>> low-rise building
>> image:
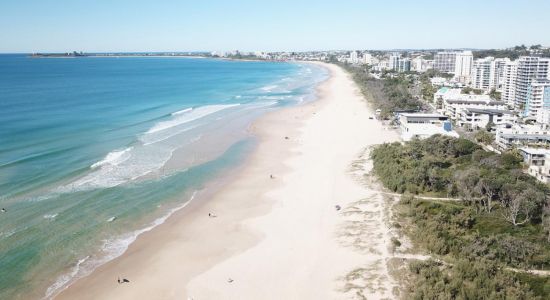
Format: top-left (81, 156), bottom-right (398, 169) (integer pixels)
top-left (495, 124), bottom-right (550, 150)
top-left (433, 87), bottom-right (462, 102)
top-left (397, 113), bottom-right (459, 141)
top-left (519, 148), bottom-right (550, 183)
top-left (536, 108), bottom-right (550, 125)
top-left (456, 108), bottom-right (516, 129)
top-left (443, 99), bottom-right (506, 120)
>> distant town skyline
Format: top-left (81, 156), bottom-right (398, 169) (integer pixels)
top-left (1, 0), bottom-right (550, 53)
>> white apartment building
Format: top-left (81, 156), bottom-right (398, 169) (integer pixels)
top-left (470, 57), bottom-right (510, 91)
top-left (453, 51), bottom-right (473, 83)
top-left (363, 53), bottom-right (374, 65)
top-left (457, 108), bottom-right (516, 129)
top-left (471, 58), bottom-right (492, 90)
top-left (513, 56), bottom-right (550, 110)
top-left (349, 51), bottom-right (359, 64)
top-left (524, 79), bottom-right (550, 119)
top-left (492, 58), bottom-right (510, 91)
top-left (443, 99), bottom-right (506, 120)
top-left (501, 60), bottom-right (518, 107)
top-left (412, 57), bottom-right (426, 72)
top-left (397, 113), bottom-right (459, 141)
top-left (496, 123), bottom-right (550, 150)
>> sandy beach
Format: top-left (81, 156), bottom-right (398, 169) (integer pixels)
top-left (55, 62), bottom-right (400, 300)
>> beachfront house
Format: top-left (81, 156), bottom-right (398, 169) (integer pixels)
top-left (397, 113), bottom-right (459, 141)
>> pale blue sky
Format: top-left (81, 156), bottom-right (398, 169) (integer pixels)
top-left (1, 0), bottom-right (550, 53)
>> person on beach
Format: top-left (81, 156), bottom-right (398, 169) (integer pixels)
top-left (208, 213), bottom-right (217, 218)
top-left (118, 277), bottom-right (130, 284)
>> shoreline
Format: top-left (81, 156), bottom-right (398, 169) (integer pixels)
top-left (55, 62), bottom-right (400, 299)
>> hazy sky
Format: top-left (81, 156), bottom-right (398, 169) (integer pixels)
top-left (2, 0), bottom-right (550, 53)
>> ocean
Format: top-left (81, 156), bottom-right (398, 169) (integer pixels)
top-left (0, 55), bottom-right (327, 299)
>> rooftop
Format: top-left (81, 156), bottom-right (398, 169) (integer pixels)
top-left (463, 108), bottom-right (515, 115)
top-left (520, 148), bottom-right (550, 155)
top-left (446, 100), bottom-right (505, 105)
top-left (399, 113), bottom-right (448, 118)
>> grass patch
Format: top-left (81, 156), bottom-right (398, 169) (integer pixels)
top-left (515, 273), bottom-right (550, 298)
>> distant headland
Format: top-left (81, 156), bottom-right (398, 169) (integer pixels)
top-left (29, 51), bottom-right (208, 58)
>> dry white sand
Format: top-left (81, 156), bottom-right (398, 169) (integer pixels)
top-left (55, 62), bottom-right (400, 300)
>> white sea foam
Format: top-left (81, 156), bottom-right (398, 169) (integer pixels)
top-left (44, 255), bottom-right (91, 299)
top-left (90, 147), bottom-right (133, 169)
top-left (171, 107), bottom-right (193, 116)
top-left (59, 146), bottom-right (175, 192)
top-left (53, 104), bottom-right (242, 194)
top-left (147, 104), bottom-right (240, 134)
top-left (43, 214), bottom-right (58, 220)
top-left (43, 191), bottom-right (198, 300)
top-left (261, 85), bottom-right (278, 91)
top-left (140, 124), bottom-right (199, 146)
top-left (0, 229), bottom-right (15, 239)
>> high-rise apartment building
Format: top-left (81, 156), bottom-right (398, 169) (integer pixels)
top-left (363, 53), bottom-right (374, 65)
top-left (434, 51), bottom-right (458, 73)
top-left (471, 57), bottom-right (510, 91)
top-left (411, 57), bottom-right (426, 72)
top-left (492, 58), bottom-right (510, 91)
top-left (525, 80), bottom-right (550, 119)
top-left (397, 58), bottom-right (411, 72)
top-left (514, 56), bottom-right (550, 110)
top-left (501, 60), bottom-right (518, 107)
top-left (349, 51), bottom-right (359, 64)
top-left (454, 51), bottom-right (473, 83)
top-left (389, 53), bottom-right (400, 71)
top-left (471, 57), bottom-right (493, 90)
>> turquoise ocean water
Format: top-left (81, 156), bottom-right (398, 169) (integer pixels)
top-left (0, 55), bottom-right (327, 299)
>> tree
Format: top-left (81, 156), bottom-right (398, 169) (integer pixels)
top-left (543, 203), bottom-right (550, 243)
top-left (500, 150), bottom-right (523, 169)
top-left (475, 130), bottom-right (494, 145)
top-left (500, 185), bottom-right (543, 226)
top-left (489, 88), bottom-right (502, 100)
top-left (478, 175), bottom-right (501, 212)
top-left (455, 168), bottom-right (483, 209)
top-left (462, 87), bottom-right (473, 94)
top-left (485, 121), bottom-right (495, 132)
